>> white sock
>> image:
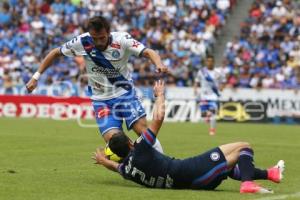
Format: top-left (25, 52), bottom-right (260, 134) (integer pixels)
top-left (210, 114), bottom-right (216, 130)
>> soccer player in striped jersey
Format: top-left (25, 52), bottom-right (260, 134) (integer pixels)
top-left (26, 16), bottom-right (167, 153)
top-left (93, 80), bottom-right (285, 194)
top-left (194, 55), bottom-right (223, 136)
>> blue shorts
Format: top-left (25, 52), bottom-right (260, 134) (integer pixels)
top-left (92, 90), bottom-right (146, 135)
top-left (199, 100), bottom-right (218, 113)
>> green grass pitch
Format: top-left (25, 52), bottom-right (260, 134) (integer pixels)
top-left (0, 118), bottom-right (299, 200)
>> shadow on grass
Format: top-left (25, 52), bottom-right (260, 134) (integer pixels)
top-left (87, 177), bottom-right (141, 189)
top-left (88, 178), bottom-right (239, 194)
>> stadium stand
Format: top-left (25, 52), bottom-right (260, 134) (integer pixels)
top-left (0, 0), bottom-right (236, 94)
top-left (223, 0), bottom-right (300, 89)
top-left (2, 0), bottom-right (300, 92)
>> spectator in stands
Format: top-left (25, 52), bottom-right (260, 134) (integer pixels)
top-left (3, 69), bottom-right (14, 94)
top-left (0, 2), bottom-right (11, 25)
top-left (223, 0), bottom-right (300, 89)
top-left (0, 0), bottom-right (235, 93)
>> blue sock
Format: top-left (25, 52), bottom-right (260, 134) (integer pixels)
top-left (254, 168), bottom-right (268, 180)
top-left (238, 148), bottom-right (255, 181)
top-left (229, 164), bottom-right (267, 180)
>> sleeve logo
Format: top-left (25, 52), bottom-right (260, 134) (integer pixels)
top-left (132, 40), bottom-right (141, 48)
top-left (210, 152), bottom-right (220, 161)
top-left (112, 50), bottom-right (120, 58)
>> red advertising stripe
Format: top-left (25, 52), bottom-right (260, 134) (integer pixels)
top-left (0, 95), bottom-right (94, 119)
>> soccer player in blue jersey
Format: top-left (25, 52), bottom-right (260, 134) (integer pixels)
top-left (26, 16), bottom-right (167, 152)
top-left (93, 80), bottom-right (285, 194)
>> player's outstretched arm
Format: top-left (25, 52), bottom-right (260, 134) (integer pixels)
top-left (93, 148), bottom-right (119, 172)
top-left (142, 49), bottom-right (168, 73)
top-left (26, 47), bottom-right (62, 93)
top-left (148, 80), bottom-right (165, 136)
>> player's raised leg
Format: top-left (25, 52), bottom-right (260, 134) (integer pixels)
top-left (219, 142), bottom-right (280, 194)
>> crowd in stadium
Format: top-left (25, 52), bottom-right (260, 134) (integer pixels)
top-left (223, 0), bottom-right (300, 89)
top-left (0, 0), bottom-right (299, 93)
top-left (0, 0), bottom-right (234, 93)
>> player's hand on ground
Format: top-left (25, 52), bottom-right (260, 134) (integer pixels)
top-left (156, 64), bottom-right (168, 74)
top-left (92, 148), bottom-right (107, 165)
top-left (153, 80), bottom-right (165, 97)
top-left (26, 78), bottom-right (38, 93)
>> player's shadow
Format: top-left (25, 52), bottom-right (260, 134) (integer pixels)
top-left (92, 178), bottom-right (141, 189)
top-left (212, 189), bottom-right (237, 193)
top-left (96, 180), bottom-right (239, 193)
top-left (88, 178), bottom-right (239, 192)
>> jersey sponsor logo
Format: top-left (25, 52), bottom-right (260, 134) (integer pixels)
top-left (91, 66), bottom-right (121, 78)
top-left (112, 50), bottom-right (120, 58)
top-left (111, 43), bottom-right (121, 49)
top-left (97, 107), bottom-right (110, 118)
top-left (210, 152), bottom-right (220, 161)
top-left (132, 40), bottom-right (141, 48)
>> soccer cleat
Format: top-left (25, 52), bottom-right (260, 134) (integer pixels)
top-left (240, 181), bottom-right (274, 194)
top-left (268, 160), bottom-right (285, 183)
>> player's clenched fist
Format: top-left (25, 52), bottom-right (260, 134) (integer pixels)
top-left (26, 77), bottom-right (38, 93)
top-left (26, 71), bottom-right (41, 93)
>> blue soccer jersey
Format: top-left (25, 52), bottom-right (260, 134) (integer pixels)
top-left (118, 128), bottom-right (175, 188)
top-left (118, 129), bottom-right (229, 189)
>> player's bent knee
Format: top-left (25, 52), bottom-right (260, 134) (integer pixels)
top-left (238, 142), bottom-right (251, 149)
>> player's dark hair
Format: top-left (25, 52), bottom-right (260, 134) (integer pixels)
top-left (87, 16), bottom-right (110, 33)
top-left (206, 55), bottom-right (214, 60)
top-left (108, 131), bottom-right (130, 158)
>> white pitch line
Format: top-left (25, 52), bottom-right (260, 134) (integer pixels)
top-left (254, 192), bottom-right (300, 200)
